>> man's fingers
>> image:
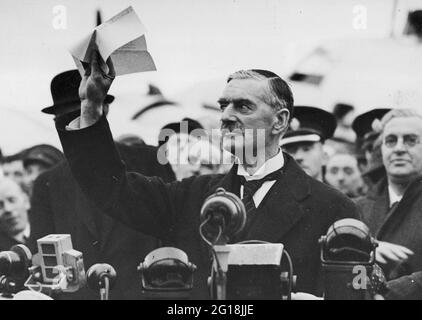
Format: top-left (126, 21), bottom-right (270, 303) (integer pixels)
top-left (106, 57), bottom-right (116, 78)
top-left (375, 252), bottom-right (387, 264)
top-left (90, 49), bottom-right (101, 74)
top-left (391, 250), bottom-right (408, 261)
top-left (378, 248), bottom-right (401, 261)
top-left (394, 245), bottom-right (414, 255)
top-left (98, 52), bottom-right (109, 74)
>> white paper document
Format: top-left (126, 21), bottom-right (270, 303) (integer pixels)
top-left (69, 6), bottom-right (156, 76)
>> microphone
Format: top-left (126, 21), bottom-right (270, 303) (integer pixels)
top-left (0, 245), bottom-right (32, 278)
top-left (200, 187), bottom-right (246, 245)
top-left (138, 247), bottom-right (196, 299)
top-left (0, 245), bottom-right (32, 296)
top-left (319, 218), bottom-right (385, 300)
top-left (87, 264), bottom-right (116, 300)
top-left (25, 234), bottom-right (86, 296)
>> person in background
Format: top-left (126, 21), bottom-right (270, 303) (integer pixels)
top-left (178, 137), bottom-right (234, 177)
top-left (1, 151), bottom-right (27, 192)
top-left (352, 108), bottom-right (391, 192)
top-left (280, 106), bottom-right (337, 182)
top-left (22, 144), bottom-right (64, 197)
top-left (356, 109), bottom-right (422, 282)
top-left (332, 103), bottom-right (356, 143)
top-left (0, 177), bottom-right (30, 251)
top-left (115, 134), bottom-right (145, 148)
top-left (158, 117), bottom-right (205, 180)
top-left (324, 153), bottom-right (367, 198)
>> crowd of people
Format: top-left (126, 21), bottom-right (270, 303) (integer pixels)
top-left (1, 59), bottom-right (422, 299)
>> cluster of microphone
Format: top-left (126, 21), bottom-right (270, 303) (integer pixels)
top-left (0, 235), bottom-right (116, 300)
top-left (0, 187), bottom-right (387, 300)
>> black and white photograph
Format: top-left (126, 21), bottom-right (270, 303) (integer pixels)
top-left (1, 0), bottom-right (422, 307)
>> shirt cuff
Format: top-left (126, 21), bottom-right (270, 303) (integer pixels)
top-left (66, 116), bottom-right (81, 131)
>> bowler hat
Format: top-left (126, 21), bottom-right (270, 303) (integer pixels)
top-left (42, 70), bottom-right (114, 115)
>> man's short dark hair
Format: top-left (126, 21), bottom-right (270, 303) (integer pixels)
top-left (227, 69), bottom-right (294, 120)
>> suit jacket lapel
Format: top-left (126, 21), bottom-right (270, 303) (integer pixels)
top-left (246, 154), bottom-right (310, 242)
top-left (368, 185), bottom-right (390, 237)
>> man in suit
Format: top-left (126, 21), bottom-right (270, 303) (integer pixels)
top-left (29, 70), bottom-right (175, 299)
top-left (324, 153), bottom-right (367, 198)
top-left (356, 109), bottom-right (422, 281)
top-left (0, 178), bottom-right (30, 251)
top-left (56, 51), bottom-right (360, 298)
top-left (280, 106), bottom-right (337, 182)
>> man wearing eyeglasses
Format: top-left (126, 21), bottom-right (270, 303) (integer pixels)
top-left (356, 108), bottom-right (422, 282)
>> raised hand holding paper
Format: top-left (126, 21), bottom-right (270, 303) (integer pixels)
top-left (69, 6), bottom-right (156, 77)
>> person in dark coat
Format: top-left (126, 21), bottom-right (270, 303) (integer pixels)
top-left (29, 70), bottom-right (175, 300)
top-left (56, 57), bottom-right (360, 299)
top-left (356, 109), bottom-right (422, 281)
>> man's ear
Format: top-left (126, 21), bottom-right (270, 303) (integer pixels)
top-left (273, 109), bottom-right (290, 135)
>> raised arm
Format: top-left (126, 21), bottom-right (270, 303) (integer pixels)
top-left (55, 46), bottom-right (186, 242)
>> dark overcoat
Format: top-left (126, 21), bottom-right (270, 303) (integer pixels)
top-left (57, 116), bottom-right (360, 299)
top-left (29, 142), bottom-right (175, 299)
top-left (356, 176), bottom-right (422, 280)
top-left (0, 232), bottom-right (22, 252)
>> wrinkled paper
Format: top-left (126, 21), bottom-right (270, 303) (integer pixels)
top-left (69, 6), bottom-right (156, 76)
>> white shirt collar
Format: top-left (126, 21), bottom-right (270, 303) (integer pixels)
top-left (388, 185), bottom-right (403, 207)
top-left (236, 149), bottom-right (284, 181)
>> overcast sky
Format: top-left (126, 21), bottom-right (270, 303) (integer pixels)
top-left (0, 0), bottom-right (400, 108)
top-left (0, 0), bottom-right (418, 153)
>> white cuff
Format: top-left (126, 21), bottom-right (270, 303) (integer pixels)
top-left (65, 116), bottom-right (82, 131)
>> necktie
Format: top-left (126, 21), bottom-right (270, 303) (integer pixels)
top-left (234, 169), bottom-right (282, 242)
top-left (241, 169), bottom-right (282, 214)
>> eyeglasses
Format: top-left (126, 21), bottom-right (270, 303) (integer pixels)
top-left (383, 134), bottom-right (421, 148)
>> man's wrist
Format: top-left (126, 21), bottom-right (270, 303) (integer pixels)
top-left (80, 99), bottom-right (104, 128)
